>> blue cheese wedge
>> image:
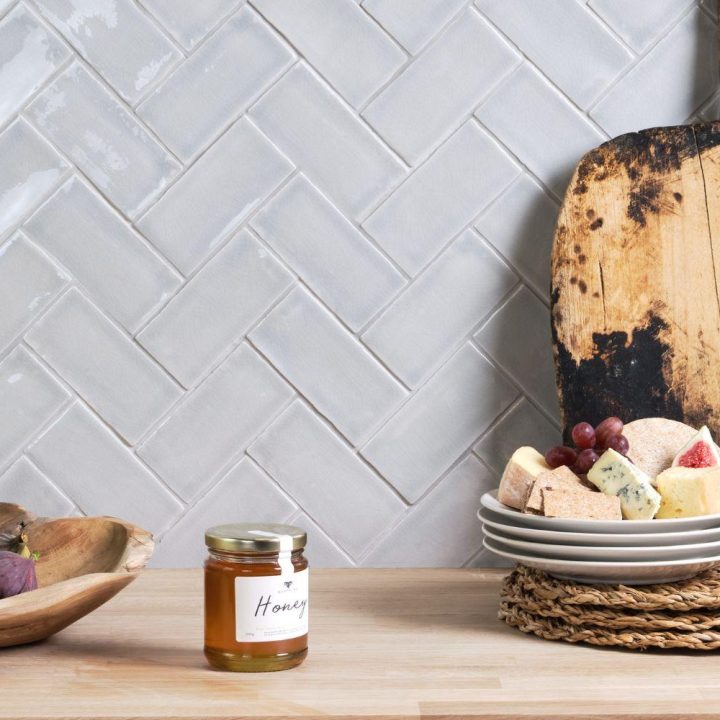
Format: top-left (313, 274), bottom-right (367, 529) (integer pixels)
top-left (587, 449), bottom-right (661, 520)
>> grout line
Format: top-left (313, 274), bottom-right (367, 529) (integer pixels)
top-left (0, 396), bottom-right (74, 478)
top-left (585, 1), bottom-right (700, 114)
top-left (284, 508), bottom-right (358, 568)
top-left (130, 168), bottom-right (302, 340)
top-left (148, 396), bottom-right (300, 543)
top-left (469, 10), bottom-right (612, 138)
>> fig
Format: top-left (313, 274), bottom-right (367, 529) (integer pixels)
top-left (0, 550), bottom-right (37, 599)
top-left (672, 426), bottom-right (720, 469)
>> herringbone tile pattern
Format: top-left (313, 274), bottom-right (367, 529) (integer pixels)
top-left (0, 0), bottom-right (717, 567)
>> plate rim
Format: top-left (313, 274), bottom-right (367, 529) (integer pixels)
top-left (477, 508), bottom-right (720, 544)
top-left (483, 535), bottom-right (720, 568)
top-left (482, 489), bottom-right (720, 531)
top-left (481, 525), bottom-right (720, 557)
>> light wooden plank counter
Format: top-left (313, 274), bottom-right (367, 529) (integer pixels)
top-left (2, 568), bottom-right (720, 719)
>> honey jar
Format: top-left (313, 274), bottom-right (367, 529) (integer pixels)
top-left (204, 523), bottom-right (308, 672)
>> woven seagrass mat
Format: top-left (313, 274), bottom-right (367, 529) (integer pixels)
top-left (499, 564), bottom-right (720, 650)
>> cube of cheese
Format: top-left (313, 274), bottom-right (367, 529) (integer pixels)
top-left (524, 465), bottom-right (588, 514)
top-left (655, 467), bottom-right (720, 518)
top-left (587, 449), bottom-right (661, 520)
top-left (498, 447), bottom-right (550, 510)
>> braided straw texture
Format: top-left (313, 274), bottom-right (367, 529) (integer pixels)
top-left (500, 565), bottom-right (720, 650)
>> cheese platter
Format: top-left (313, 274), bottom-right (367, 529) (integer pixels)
top-left (481, 415), bottom-right (720, 582)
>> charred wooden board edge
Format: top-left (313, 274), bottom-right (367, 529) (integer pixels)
top-left (551, 122), bottom-right (720, 441)
top-left (551, 288), bottom-right (683, 442)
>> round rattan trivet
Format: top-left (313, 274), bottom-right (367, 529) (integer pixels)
top-left (499, 565), bottom-right (720, 650)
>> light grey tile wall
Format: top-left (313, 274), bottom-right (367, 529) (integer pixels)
top-left (0, 0), bottom-right (717, 568)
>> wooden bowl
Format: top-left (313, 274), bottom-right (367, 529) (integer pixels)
top-left (0, 503), bottom-right (153, 647)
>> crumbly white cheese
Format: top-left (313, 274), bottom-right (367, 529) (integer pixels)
top-left (587, 449), bottom-right (661, 520)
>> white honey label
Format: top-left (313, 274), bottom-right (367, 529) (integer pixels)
top-left (234, 569), bottom-right (309, 642)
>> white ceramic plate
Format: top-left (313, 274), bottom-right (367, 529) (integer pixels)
top-left (482, 525), bottom-right (720, 561)
top-left (482, 490), bottom-right (720, 532)
top-left (478, 508), bottom-right (720, 546)
top-left (483, 536), bottom-right (720, 585)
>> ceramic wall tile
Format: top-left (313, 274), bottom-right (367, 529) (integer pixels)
top-left (475, 174), bottom-right (559, 299)
top-left (138, 6), bottom-right (294, 161)
top-left (25, 288), bottom-right (181, 443)
top-left (361, 344), bottom-right (517, 502)
top-left (151, 457), bottom-right (297, 568)
top-left (591, 9), bottom-right (718, 137)
top-left (251, 0), bottom-right (405, 108)
top-left (249, 402), bottom-right (405, 558)
top-left (137, 344), bottom-right (293, 502)
top-left (0, 233), bottom-right (69, 351)
top-left (476, 63), bottom-right (606, 196)
top-left (474, 285), bottom-right (559, 417)
top-left (363, 230), bottom-right (517, 387)
top-left (32, 0), bottom-right (181, 103)
top-left (137, 229), bottom-right (293, 388)
top-left (250, 63), bottom-right (406, 219)
top-left (0, 4), bottom-right (69, 128)
top-left (251, 175), bottom-right (405, 331)
top-left (139, 0), bottom-right (244, 50)
top-left (590, 0), bottom-right (693, 52)
top-left (137, 117), bottom-right (293, 274)
top-left (476, 0), bottom-right (631, 108)
top-left (362, 10), bottom-right (520, 164)
top-left (0, 346), bottom-right (69, 467)
top-left (362, 455), bottom-right (492, 566)
top-left (27, 403), bottom-right (183, 534)
top-left (0, 119), bottom-right (68, 238)
top-left (0, 455), bottom-right (76, 517)
top-left (26, 63), bottom-right (179, 217)
top-left (287, 510), bottom-right (355, 568)
top-left (363, 121), bottom-right (520, 275)
top-left (361, 0), bottom-right (467, 54)
top-left (25, 176), bottom-right (181, 332)
top-left (250, 288), bottom-right (408, 445)
top-left (474, 398), bottom-right (560, 477)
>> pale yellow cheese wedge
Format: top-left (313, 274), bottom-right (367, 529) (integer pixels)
top-left (498, 447), bottom-right (550, 510)
top-left (655, 466), bottom-right (720, 518)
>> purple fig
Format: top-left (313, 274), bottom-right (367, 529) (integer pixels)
top-left (0, 550), bottom-right (37, 598)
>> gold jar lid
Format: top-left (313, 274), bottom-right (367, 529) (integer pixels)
top-left (205, 523), bottom-right (307, 553)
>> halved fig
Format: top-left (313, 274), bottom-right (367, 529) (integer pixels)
top-left (672, 426), bottom-right (720, 468)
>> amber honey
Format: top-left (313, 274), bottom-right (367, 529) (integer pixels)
top-left (204, 523), bottom-right (308, 672)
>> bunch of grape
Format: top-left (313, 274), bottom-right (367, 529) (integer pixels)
top-left (545, 416), bottom-right (629, 474)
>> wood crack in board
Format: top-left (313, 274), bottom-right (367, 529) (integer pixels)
top-left (692, 124), bottom-right (720, 325)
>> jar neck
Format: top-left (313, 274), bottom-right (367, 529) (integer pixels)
top-left (207, 548), bottom-right (304, 564)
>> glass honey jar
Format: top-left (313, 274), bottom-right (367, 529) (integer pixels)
top-left (204, 523), bottom-right (308, 672)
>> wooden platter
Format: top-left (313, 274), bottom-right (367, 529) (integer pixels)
top-left (0, 503), bottom-right (153, 647)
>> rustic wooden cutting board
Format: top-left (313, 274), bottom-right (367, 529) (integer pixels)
top-left (551, 123), bottom-right (720, 439)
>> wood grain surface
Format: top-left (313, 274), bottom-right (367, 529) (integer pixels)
top-left (552, 123), bottom-right (720, 439)
top-left (3, 568), bottom-right (720, 719)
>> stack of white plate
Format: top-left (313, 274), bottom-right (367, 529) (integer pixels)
top-left (480, 490), bottom-right (720, 585)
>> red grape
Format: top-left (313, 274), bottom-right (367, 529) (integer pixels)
top-left (573, 448), bottom-right (599, 474)
top-left (595, 416), bottom-right (624, 449)
top-left (545, 445), bottom-right (578, 469)
top-left (606, 434), bottom-right (629, 455)
top-left (571, 422), bottom-right (596, 449)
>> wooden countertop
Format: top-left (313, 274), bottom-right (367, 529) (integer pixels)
top-left (3, 568), bottom-right (720, 719)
